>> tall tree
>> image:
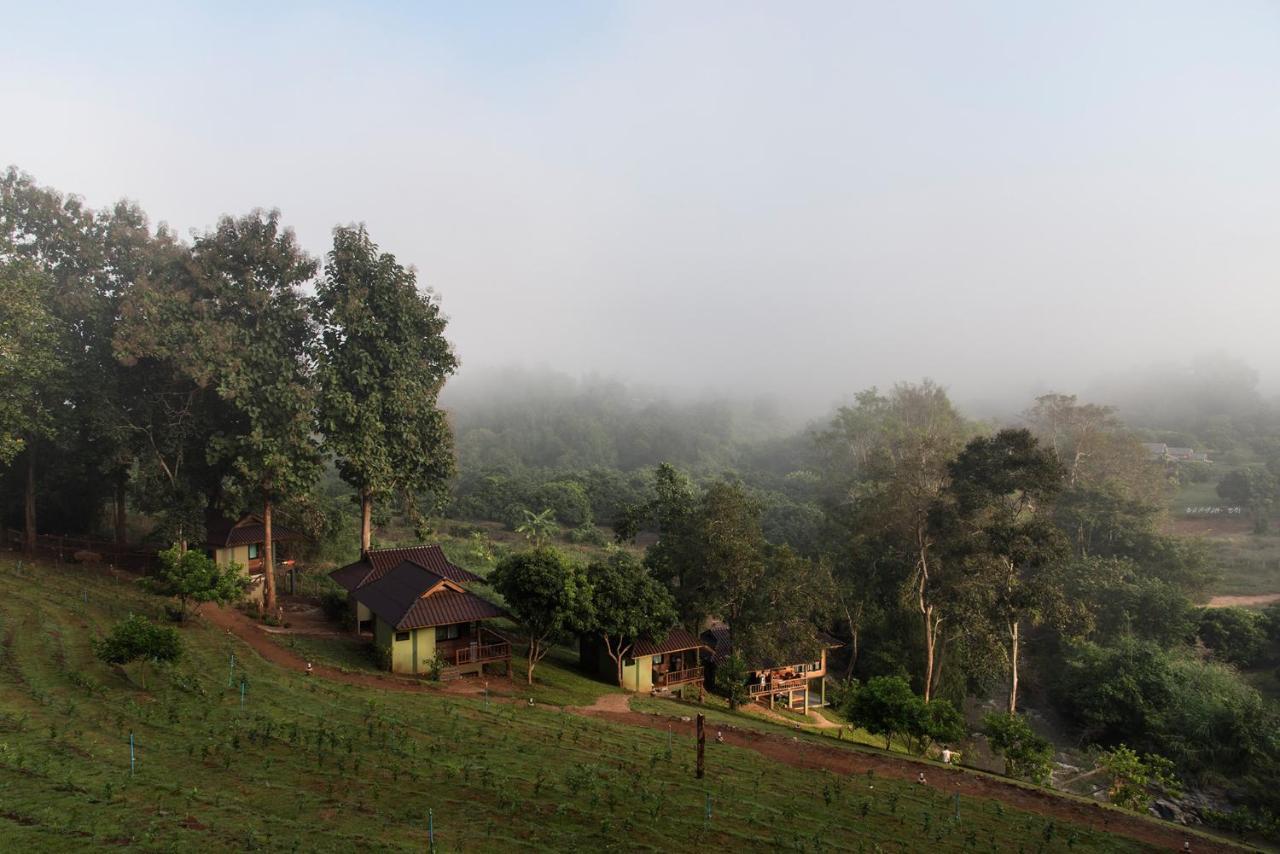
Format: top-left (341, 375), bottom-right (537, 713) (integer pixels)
top-left (937, 428), bottom-right (1070, 713)
top-left (191, 211), bottom-right (320, 609)
top-left (0, 259), bottom-right (66, 550)
top-left (314, 226), bottom-right (456, 552)
top-left (584, 551), bottom-right (677, 686)
top-left (489, 547), bottom-right (591, 685)
top-left (819, 382), bottom-right (970, 700)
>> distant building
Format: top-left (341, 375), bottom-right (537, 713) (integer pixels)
top-left (205, 513), bottom-right (306, 604)
top-left (1141, 442), bottom-right (1211, 464)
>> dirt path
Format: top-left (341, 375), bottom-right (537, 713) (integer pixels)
top-left (571, 707), bottom-right (1247, 852)
top-left (1206, 593), bottom-right (1280, 609)
top-left (208, 603), bottom-right (1243, 852)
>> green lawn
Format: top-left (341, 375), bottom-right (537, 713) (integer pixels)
top-left (0, 557), bottom-right (1163, 851)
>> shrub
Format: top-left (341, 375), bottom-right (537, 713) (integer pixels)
top-left (714, 652), bottom-right (750, 710)
top-left (94, 615), bottom-right (182, 666)
top-left (148, 545), bottom-right (248, 620)
top-left (1198, 607), bottom-right (1267, 668)
top-left (319, 590), bottom-right (349, 623)
top-left (1097, 745), bottom-right (1180, 812)
top-left (983, 713), bottom-right (1054, 785)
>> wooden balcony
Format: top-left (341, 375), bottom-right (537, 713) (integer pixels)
top-left (448, 628), bottom-right (512, 667)
top-left (655, 666), bottom-right (703, 688)
top-left (748, 676), bottom-right (810, 696)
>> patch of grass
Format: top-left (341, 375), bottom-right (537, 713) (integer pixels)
top-left (274, 634), bottom-right (381, 673)
top-left (1203, 534), bottom-right (1280, 596)
top-left (0, 557), bottom-right (1159, 851)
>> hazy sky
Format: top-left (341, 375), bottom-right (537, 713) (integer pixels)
top-left (5, 2), bottom-right (1279, 412)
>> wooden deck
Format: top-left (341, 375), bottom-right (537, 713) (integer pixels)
top-left (655, 666), bottom-right (703, 688)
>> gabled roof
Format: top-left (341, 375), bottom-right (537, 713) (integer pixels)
top-left (632, 627), bottom-right (708, 658)
top-left (329, 544), bottom-right (482, 593)
top-left (352, 561), bottom-right (506, 631)
top-left (205, 513), bottom-right (307, 549)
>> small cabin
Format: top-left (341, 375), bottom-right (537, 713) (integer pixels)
top-left (701, 621), bottom-right (842, 713)
top-left (581, 628), bottom-right (710, 693)
top-left (205, 513), bottom-right (306, 604)
top-left (331, 546), bottom-right (511, 678)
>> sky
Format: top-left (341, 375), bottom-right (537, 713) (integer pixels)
top-left (4, 1), bottom-right (1280, 415)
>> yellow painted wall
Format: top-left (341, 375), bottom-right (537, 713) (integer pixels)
top-left (356, 601), bottom-right (371, 623)
top-left (620, 655), bottom-right (654, 693)
top-left (411, 626), bottom-right (436, 674)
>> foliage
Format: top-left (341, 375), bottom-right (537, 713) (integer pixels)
top-left (982, 713), bottom-right (1054, 785)
top-left (583, 551), bottom-right (677, 686)
top-left (93, 615), bottom-right (182, 666)
top-left (319, 589), bottom-right (350, 623)
top-left (515, 507), bottom-right (559, 546)
top-left (1096, 745), bottom-right (1180, 813)
top-left (489, 547), bottom-right (591, 684)
top-left (314, 225), bottom-right (456, 549)
top-left (1198, 607), bottom-right (1267, 668)
top-left (149, 545), bottom-right (248, 619)
top-left (0, 259), bottom-right (64, 466)
top-left (841, 675), bottom-right (923, 751)
top-left (1217, 467), bottom-right (1279, 534)
top-left (713, 651), bottom-right (751, 710)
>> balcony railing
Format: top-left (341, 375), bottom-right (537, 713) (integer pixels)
top-left (748, 676), bottom-right (811, 696)
top-left (453, 628), bottom-right (512, 666)
top-left (655, 666), bottom-right (703, 688)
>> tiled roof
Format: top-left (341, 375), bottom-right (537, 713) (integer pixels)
top-left (632, 627), bottom-right (707, 657)
top-left (205, 514), bottom-right (306, 548)
top-left (352, 561), bottom-right (506, 630)
top-left (397, 589), bottom-right (506, 631)
top-left (328, 544), bottom-right (482, 592)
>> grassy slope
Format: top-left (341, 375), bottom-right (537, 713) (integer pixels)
top-left (0, 558), bottom-right (1153, 853)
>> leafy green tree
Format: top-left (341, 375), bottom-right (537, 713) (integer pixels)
top-left (314, 225), bottom-right (456, 552)
top-left (983, 712), bottom-right (1054, 785)
top-left (94, 615), bottom-right (183, 666)
top-left (937, 428), bottom-right (1069, 713)
top-left (1198, 607), bottom-right (1267, 668)
top-left (913, 698), bottom-right (966, 756)
top-left (1217, 467), bottom-right (1279, 534)
top-left (1097, 745), bottom-right (1181, 812)
top-left (191, 211), bottom-right (321, 611)
top-left (490, 547), bottom-right (591, 684)
top-left (0, 259), bottom-right (67, 551)
top-left (714, 651), bottom-right (751, 709)
top-left (819, 382), bottom-right (971, 700)
top-left (515, 507), bottom-right (559, 547)
top-left (843, 675), bottom-right (923, 751)
top-left (149, 544), bottom-right (249, 620)
top-left (584, 551), bottom-right (677, 686)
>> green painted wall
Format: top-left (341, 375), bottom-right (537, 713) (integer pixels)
top-left (356, 601), bottom-right (371, 623)
top-left (374, 616), bottom-right (414, 673)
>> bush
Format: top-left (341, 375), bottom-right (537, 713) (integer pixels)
top-left (320, 589), bottom-right (349, 623)
top-left (714, 652), bottom-right (750, 709)
top-left (841, 675), bottom-right (921, 751)
top-left (1199, 607), bottom-right (1267, 668)
top-left (94, 615), bottom-right (182, 666)
top-left (148, 545), bottom-right (248, 620)
top-left (983, 713), bottom-right (1054, 785)
top-left (1097, 745), bottom-right (1180, 812)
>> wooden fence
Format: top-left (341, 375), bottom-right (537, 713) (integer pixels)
top-left (4, 529), bottom-right (160, 573)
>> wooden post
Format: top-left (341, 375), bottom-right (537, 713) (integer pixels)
top-left (695, 713), bottom-right (705, 779)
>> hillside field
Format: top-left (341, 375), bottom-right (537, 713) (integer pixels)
top-left (0, 557), bottom-right (1235, 852)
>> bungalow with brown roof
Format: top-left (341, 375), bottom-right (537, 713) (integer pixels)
top-left (206, 513), bottom-right (307, 605)
top-left (580, 627), bottom-right (710, 693)
top-left (330, 546), bottom-right (510, 678)
top-left (701, 621), bottom-right (843, 713)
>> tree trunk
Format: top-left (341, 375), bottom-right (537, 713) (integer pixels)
top-left (262, 496), bottom-right (277, 612)
top-left (113, 473), bottom-right (128, 547)
top-left (1008, 619), bottom-right (1020, 714)
top-left (360, 490), bottom-right (373, 553)
top-left (23, 443), bottom-right (36, 554)
top-left (921, 603), bottom-right (937, 703)
top-left (526, 639), bottom-right (537, 685)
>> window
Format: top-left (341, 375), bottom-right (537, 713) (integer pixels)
top-left (436, 624), bottom-right (460, 642)
top-left (394, 631), bottom-right (410, 642)
top-left (652, 654), bottom-right (664, 665)
top-left (623, 657), bottom-right (634, 668)
top-left (247, 543), bottom-right (260, 560)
